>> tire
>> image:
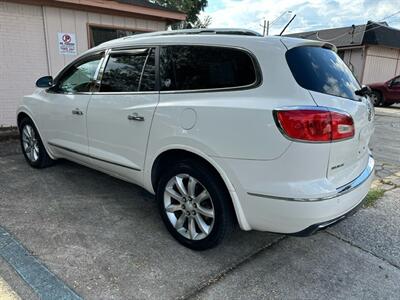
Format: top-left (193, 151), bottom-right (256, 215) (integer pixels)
top-left (156, 160), bottom-right (234, 250)
top-left (381, 102), bottom-right (393, 107)
top-left (370, 90), bottom-right (382, 107)
top-left (19, 117), bottom-right (55, 168)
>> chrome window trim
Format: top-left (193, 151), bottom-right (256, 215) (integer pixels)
top-left (94, 46), bottom-right (157, 94)
top-left (248, 155), bottom-right (374, 202)
top-left (158, 44), bottom-right (263, 94)
top-left (46, 51), bottom-right (106, 95)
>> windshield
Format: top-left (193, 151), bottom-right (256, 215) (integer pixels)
top-left (286, 46), bottom-right (361, 101)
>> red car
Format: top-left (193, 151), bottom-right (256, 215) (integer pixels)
top-left (368, 75), bottom-right (400, 106)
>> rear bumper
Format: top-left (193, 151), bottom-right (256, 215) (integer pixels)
top-left (227, 155), bottom-right (375, 233)
top-left (289, 193), bottom-right (366, 236)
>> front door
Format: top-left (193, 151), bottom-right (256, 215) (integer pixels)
top-left (386, 76), bottom-right (400, 101)
top-left (87, 48), bottom-right (158, 184)
top-left (43, 53), bottom-right (104, 159)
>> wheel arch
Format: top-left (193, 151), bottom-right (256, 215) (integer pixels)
top-left (149, 147), bottom-right (251, 230)
top-left (16, 109), bottom-right (56, 160)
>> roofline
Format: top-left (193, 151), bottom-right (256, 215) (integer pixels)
top-left (6, 0), bottom-right (186, 21)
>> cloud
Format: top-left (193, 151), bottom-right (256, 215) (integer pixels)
top-left (202, 0), bottom-right (400, 34)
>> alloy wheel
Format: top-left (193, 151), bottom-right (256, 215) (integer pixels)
top-left (22, 125), bottom-right (40, 163)
top-left (164, 174), bottom-right (215, 240)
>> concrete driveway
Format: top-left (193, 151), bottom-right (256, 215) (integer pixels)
top-left (0, 107), bottom-right (399, 299)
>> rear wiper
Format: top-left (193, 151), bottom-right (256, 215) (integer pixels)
top-left (355, 86), bottom-right (372, 97)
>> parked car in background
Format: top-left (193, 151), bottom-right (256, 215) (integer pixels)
top-left (17, 29), bottom-right (375, 250)
top-left (368, 75), bottom-right (400, 107)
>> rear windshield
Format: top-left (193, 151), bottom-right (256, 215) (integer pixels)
top-left (286, 46), bottom-right (361, 101)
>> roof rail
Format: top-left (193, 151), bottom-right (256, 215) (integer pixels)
top-left (123, 28), bottom-right (262, 40)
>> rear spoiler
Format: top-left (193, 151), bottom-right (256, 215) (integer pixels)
top-left (280, 37), bottom-right (337, 52)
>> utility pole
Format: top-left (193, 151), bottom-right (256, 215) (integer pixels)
top-left (262, 19), bottom-right (266, 36)
top-left (262, 19), bottom-right (270, 36)
top-left (261, 10), bottom-right (292, 36)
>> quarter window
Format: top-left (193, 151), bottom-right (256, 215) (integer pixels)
top-left (286, 46), bottom-right (361, 101)
top-left (55, 54), bottom-right (103, 93)
top-left (160, 46), bottom-right (258, 91)
top-left (100, 48), bottom-right (155, 92)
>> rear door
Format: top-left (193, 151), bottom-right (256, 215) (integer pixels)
top-left (285, 46), bottom-right (374, 187)
top-left (87, 47), bottom-right (158, 184)
top-left (386, 76), bottom-right (400, 101)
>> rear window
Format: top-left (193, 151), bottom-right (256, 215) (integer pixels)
top-left (160, 45), bottom-right (258, 91)
top-left (286, 46), bottom-right (361, 101)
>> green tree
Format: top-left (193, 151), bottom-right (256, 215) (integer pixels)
top-left (153, 0), bottom-right (208, 28)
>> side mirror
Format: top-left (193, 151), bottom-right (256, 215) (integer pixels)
top-left (36, 76), bottom-right (54, 88)
top-left (355, 85), bottom-right (372, 97)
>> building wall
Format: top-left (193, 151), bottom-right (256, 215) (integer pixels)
top-left (0, 2), bottom-right (48, 127)
top-left (43, 6), bottom-right (166, 76)
top-left (362, 45), bottom-right (400, 84)
top-left (0, 1), bottom-right (167, 126)
top-left (339, 48), bottom-right (364, 83)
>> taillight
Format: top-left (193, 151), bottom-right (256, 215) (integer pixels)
top-left (274, 108), bottom-right (354, 142)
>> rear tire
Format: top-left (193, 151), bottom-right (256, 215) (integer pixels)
top-left (156, 160), bottom-right (234, 250)
top-left (19, 118), bottom-right (55, 168)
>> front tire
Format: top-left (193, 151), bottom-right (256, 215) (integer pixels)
top-left (19, 118), bottom-right (55, 168)
top-left (156, 160), bottom-right (234, 250)
top-left (370, 90), bottom-right (382, 106)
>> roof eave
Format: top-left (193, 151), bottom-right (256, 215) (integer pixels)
top-left (57, 0), bottom-right (186, 21)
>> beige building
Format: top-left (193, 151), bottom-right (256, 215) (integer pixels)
top-left (287, 21), bottom-right (400, 85)
top-left (0, 0), bottom-right (185, 127)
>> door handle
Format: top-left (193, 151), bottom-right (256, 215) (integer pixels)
top-left (128, 113), bottom-right (144, 122)
top-left (72, 108), bottom-right (83, 116)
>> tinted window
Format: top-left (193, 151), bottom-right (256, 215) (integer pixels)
top-left (100, 49), bottom-right (155, 92)
top-left (160, 46), bottom-right (257, 91)
top-left (55, 54), bottom-right (103, 93)
top-left (392, 76), bottom-right (400, 85)
top-left (286, 46), bottom-right (361, 100)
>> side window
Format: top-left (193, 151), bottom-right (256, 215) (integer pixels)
top-left (160, 45), bottom-right (258, 91)
top-left (55, 54), bottom-right (103, 93)
top-left (100, 48), bottom-right (155, 92)
top-left (392, 76), bottom-right (400, 85)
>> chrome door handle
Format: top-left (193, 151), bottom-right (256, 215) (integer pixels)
top-left (72, 108), bottom-right (83, 116)
top-left (128, 113), bottom-right (144, 121)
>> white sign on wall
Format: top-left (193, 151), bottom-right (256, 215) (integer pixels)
top-left (58, 32), bottom-right (77, 55)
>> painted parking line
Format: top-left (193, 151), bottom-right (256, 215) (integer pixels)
top-left (0, 227), bottom-right (82, 300)
top-left (0, 277), bottom-right (20, 300)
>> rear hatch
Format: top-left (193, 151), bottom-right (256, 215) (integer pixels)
top-left (283, 42), bottom-right (374, 187)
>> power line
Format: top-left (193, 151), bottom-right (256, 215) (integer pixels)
top-left (312, 10), bottom-right (400, 42)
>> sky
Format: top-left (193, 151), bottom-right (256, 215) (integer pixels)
top-left (201, 0), bottom-right (400, 35)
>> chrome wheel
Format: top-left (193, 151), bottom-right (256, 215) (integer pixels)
top-left (22, 125), bottom-right (39, 163)
top-left (164, 174), bottom-right (215, 241)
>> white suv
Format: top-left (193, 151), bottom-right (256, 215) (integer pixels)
top-left (17, 29), bottom-right (375, 250)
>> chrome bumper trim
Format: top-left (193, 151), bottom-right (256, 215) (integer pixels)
top-left (248, 155), bottom-right (375, 202)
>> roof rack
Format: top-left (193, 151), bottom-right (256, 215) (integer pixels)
top-left (123, 28), bottom-right (262, 40)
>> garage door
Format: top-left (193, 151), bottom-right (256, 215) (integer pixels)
top-left (0, 2), bottom-right (48, 126)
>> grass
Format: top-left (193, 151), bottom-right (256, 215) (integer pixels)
top-left (363, 188), bottom-right (385, 208)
